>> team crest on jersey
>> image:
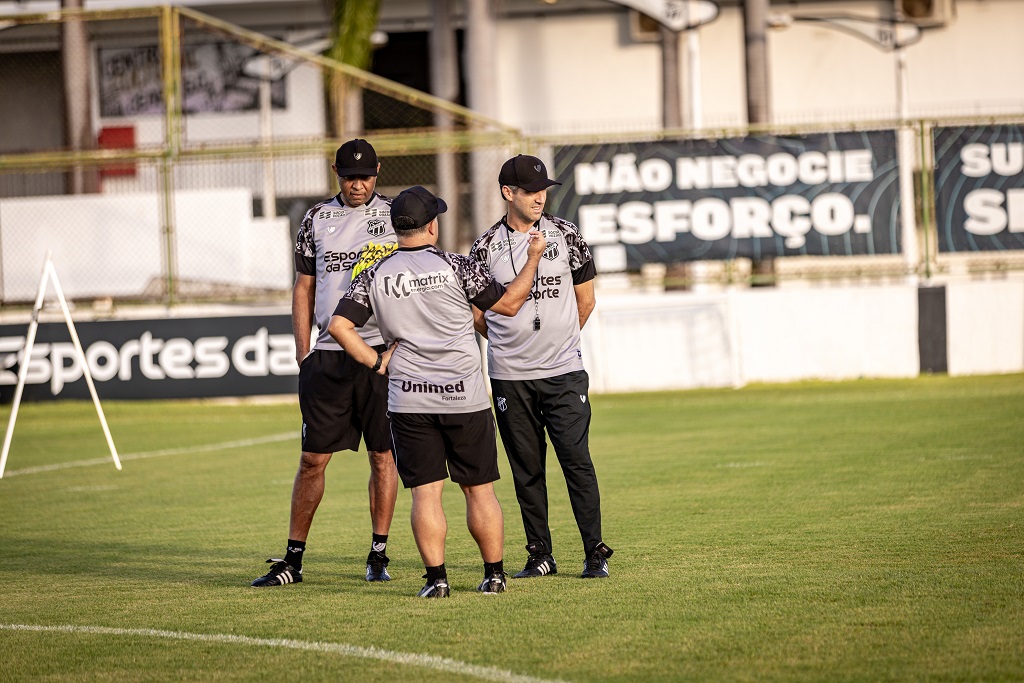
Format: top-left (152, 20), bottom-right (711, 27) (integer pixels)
top-left (367, 219), bottom-right (387, 237)
top-left (542, 243), bottom-right (559, 261)
top-left (496, 396), bottom-right (507, 412)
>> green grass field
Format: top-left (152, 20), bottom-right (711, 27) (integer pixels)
top-left (0, 374), bottom-right (1022, 682)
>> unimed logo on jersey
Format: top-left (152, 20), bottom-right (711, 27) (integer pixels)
top-left (379, 270), bottom-right (451, 299)
top-left (400, 379), bottom-right (466, 401)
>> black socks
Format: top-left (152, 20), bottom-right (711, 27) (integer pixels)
top-left (425, 563), bottom-right (447, 582)
top-left (371, 533), bottom-right (388, 555)
top-left (484, 560), bottom-right (504, 577)
top-left (284, 539), bottom-right (305, 569)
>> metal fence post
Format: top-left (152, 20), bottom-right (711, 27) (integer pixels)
top-left (159, 5), bottom-right (182, 305)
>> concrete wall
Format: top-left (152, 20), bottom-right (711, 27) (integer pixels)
top-left (494, 0), bottom-right (1024, 132)
top-left (946, 280), bottom-right (1024, 376)
top-left (0, 189), bottom-right (292, 301)
top-left (580, 281), bottom-right (1020, 393)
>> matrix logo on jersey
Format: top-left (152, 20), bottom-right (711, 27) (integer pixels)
top-left (364, 208), bottom-right (390, 218)
top-left (317, 209), bottom-right (347, 220)
top-left (379, 270), bottom-right (451, 299)
top-left (542, 243), bottom-right (559, 261)
top-left (367, 219), bottom-right (387, 237)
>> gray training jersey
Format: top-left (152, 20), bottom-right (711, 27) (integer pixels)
top-left (295, 193), bottom-right (397, 351)
top-left (335, 245), bottom-right (506, 414)
top-left (470, 214), bottom-right (596, 381)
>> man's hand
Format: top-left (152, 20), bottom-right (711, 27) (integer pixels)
top-left (378, 341), bottom-right (399, 375)
top-left (526, 229), bottom-right (547, 258)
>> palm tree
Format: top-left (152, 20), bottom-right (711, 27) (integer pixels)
top-left (325, 0), bottom-right (381, 138)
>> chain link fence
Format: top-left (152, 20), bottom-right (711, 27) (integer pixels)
top-left (1, 6), bottom-right (1022, 307)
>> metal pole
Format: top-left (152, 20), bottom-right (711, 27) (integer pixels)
top-left (431, 0), bottom-right (460, 251)
top-left (660, 24), bottom-right (682, 130)
top-left (0, 256), bottom-right (51, 479)
top-left (892, 13), bottom-right (918, 283)
top-left (465, 0), bottom-right (502, 250)
top-left (61, 0), bottom-right (99, 194)
top-left (685, 0), bottom-right (704, 130)
top-left (742, 0), bottom-right (771, 125)
top-left (919, 120), bottom-right (933, 281)
top-left (260, 79), bottom-right (277, 219)
top-left (159, 6), bottom-right (180, 305)
top-left (46, 259), bottom-right (122, 471)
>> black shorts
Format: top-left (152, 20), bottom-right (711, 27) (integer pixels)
top-left (298, 348), bottom-right (391, 454)
top-left (389, 409), bottom-right (500, 488)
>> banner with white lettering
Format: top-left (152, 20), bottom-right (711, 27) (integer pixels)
top-left (933, 125), bottom-right (1024, 252)
top-left (548, 131), bottom-right (901, 269)
top-left (0, 315), bottom-right (297, 402)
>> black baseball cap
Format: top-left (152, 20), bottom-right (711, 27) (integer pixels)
top-left (335, 139), bottom-right (378, 177)
top-left (391, 185), bottom-right (448, 230)
top-left (498, 154), bottom-right (562, 192)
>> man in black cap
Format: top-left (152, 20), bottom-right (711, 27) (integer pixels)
top-left (329, 186), bottom-right (547, 598)
top-left (469, 154), bottom-right (614, 580)
top-left (252, 139), bottom-right (401, 587)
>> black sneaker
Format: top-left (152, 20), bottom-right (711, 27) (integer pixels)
top-left (513, 542), bottom-right (557, 579)
top-left (581, 542), bottom-right (613, 579)
top-left (417, 575), bottom-right (450, 598)
top-left (365, 550), bottom-right (392, 582)
top-left (477, 571), bottom-right (508, 594)
top-left (251, 558), bottom-right (302, 587)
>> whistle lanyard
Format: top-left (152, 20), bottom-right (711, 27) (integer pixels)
top-left (505, 225), bottom-right (541, 331)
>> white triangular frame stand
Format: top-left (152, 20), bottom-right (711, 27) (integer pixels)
top-left (0, 252), bottom-right (121, 479)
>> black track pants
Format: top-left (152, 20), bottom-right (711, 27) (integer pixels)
top-left (490, 370), bottom-right (602, 556)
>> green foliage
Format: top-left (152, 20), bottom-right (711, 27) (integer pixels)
top-left (327, 0), bottom-right (381, 70)
top-left (0, 375), bottom-right (1022, 681)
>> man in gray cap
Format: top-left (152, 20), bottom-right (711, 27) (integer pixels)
top-left (470, 154), bottom-right (614, 580)
top-left (329, 185), bottom-right (546, 598)
top-left (252, 139), bottom-right (399, 588)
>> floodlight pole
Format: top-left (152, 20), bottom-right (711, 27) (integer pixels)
top-left (767, 12), bottom-right (923, 282)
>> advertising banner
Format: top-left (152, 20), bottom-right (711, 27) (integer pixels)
top-left (0, 315), bottom-right (297, 402)
top-left (933, 125), bottom-right (1024, 253)
top-left (548, 131), bottom-right (902, 270)
top-left (98, 44), bottom-right (287, 117)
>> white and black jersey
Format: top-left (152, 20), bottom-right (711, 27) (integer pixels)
top-left (470, 214), bottom-right (596, 381)
top-left (295, 193), bottom-right (397, 351)
top-left (335, 245), bottom-right (506, 414)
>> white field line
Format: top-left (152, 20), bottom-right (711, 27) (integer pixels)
top-left (2, 432), bottom-right (294, 478)
top-left (0, 624), bottom-right (568, 683)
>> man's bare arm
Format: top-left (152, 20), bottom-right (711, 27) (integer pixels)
top-left (574, 280), bottom-right (596, 330)
top-left (291, 273), bottom-right (316, 365)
